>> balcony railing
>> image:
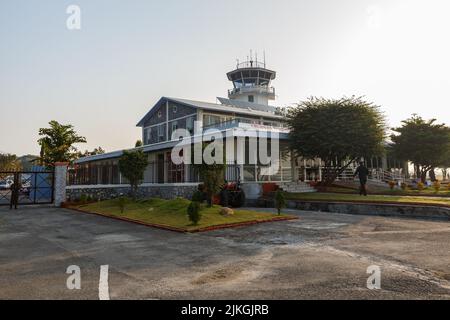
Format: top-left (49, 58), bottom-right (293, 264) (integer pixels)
top-left (202, 118), bottom-right (286, 132)
top-left (228, 86), bottom-right (275, 97)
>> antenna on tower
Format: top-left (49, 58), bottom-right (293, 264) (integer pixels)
top-left (263, 50), bottom-right (266, 68)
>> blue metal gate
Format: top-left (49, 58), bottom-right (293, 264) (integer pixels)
top-left (0, 169), bottom-right (54, 209)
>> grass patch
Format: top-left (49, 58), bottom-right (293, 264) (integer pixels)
top-left (285, 192), bottom-right (450, 207)
top-left (321, 186), bottom-right (450, 197)
top-left (75, 198), bottom-right (295, 232)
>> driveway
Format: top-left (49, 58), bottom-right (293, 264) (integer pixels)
top-left (1, 205), bottom-right (449, 299)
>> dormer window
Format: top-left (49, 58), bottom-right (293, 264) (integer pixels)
top-left (158, 110), bottom-right (162, 118)
top-left (173, 106), bottom-right (177, 113)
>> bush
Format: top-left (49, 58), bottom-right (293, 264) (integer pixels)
top-left (400, 182), bottom-right (408, 191)
top-left (417, 181), bottom-right (425, 191)
top-left (274, 190), bottom-right (286, 216)
top-left (388, 181), bottom-right (396, 190)
top-left (433, 180), bottom-right (441, 193)
top-left (117, 196), bottom-right (128, 213)
top-left (79, 194), bottom-right (88, 204)
top-left (191, 190), bottom-right (205, 202)
top-left (187, 201), bottom-right (202, 225)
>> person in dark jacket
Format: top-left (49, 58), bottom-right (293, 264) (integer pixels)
top-left (354, 162), bottom-right (369, 196)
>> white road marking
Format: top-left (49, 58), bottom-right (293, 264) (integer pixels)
top-left (99, 265), bottom-right (110, 300)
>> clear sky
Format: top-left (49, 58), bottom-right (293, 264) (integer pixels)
top-left (1, 0), bottom-right (449, 156)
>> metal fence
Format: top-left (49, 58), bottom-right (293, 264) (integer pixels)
top-left (67, 160), bottom-right (294, 186)
top-left (0, 170), bottom-right (54, 208)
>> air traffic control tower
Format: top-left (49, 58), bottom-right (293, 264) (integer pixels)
top-left (226, 53), bottom-right (276, 106)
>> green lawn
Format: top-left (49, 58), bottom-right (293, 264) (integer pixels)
top-left (285, 192), bottom-right (450, 207)
top-left (321, 186), bottom-right (450, 197)
top-left (75, 198), bottom-right (295, 232)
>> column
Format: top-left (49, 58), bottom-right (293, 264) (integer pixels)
top-left (54, 162), bottom-right (68, 207)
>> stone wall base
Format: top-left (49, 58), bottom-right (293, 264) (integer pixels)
top-left (66, 185), bottom-right (198, 201)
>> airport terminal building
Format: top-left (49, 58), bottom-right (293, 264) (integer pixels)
top-left (67, 58), bottom-right (407, 199)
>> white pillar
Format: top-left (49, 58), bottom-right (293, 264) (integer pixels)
top-left (54, 162), bottom-right (68, 207)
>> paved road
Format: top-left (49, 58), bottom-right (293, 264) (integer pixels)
top-left (1, 205), bottom-right (449, 299)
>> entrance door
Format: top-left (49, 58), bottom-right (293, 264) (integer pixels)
top-left (157, 154), bottom-right (165, 183)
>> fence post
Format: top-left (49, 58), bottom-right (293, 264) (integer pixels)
top-left (54, 162), bottom-right (68, 207)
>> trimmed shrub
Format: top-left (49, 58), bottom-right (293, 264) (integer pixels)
top-left (187, 201), bottom-right (201, 225)
top-left (417, 181), bottom-right (425, 191)
top-left (433, 180), bottom-right (441, 193)
top-left (117, 196), bottom-right (128, 213)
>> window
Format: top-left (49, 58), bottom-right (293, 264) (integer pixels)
top-left (186, 116), bottom-right (194, 135)
top-left (157, 110), bottom-right (162, 118)
top-left (173, 106), bottom-right (177, 113)
top-left (147, 128), bottom-right (152, 143)
top-left (158, 124), bottom-right (165, 142)
top-left (203, 114), bottom-right (221, 127)
top-left (248, 95), bottom-right (254, 103)
top-left (143, 128), bottom-right (151, 144)
top-left (171, 121), bottom-right (178, 138)
top-left (143, 128), bottom-right (148, 144)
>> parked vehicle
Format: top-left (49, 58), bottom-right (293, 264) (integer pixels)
top-left (219, 166), bottom-right (246, 208)
top-left (220, 181), bottom-right (246, 208)
top-left (0, 179), bottom-right (13, 190)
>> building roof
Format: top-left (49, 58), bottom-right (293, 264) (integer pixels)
top-left (136, 96), bottom-right (283, 127)
top-left (74, 139), bottom-right (182, 164)
top-left (216, 97), bottom-right (277, 113)
top-left (75, 126), bottom-right (289, 164)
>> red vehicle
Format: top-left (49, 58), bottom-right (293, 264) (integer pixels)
top-left (219, 167), bottom-right (246, 208)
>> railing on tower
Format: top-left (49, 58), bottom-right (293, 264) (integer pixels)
top-left (236, 60), bottom-right (266, 69)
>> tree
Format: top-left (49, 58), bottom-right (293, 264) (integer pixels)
top-left (287, 96), bottom-right (386, 186)
top-left (0, 153), bottom-right (22, 171)
top-left (440, 150), bottom-right (450, 181)
top-left (38, 120), bottom-right (87, 166)
top-left (77, 147), bottom-right (105, 158)
top-left (194, 144), bottom-right (225, 207)
top-left (118, 150), bottom-right (148, 198)
top-left (197, 162), bottom-right (225, 207)
top-left (135, 140), bottom-right (143, 148)
top-left (391, 115), bottom-right (450, 183)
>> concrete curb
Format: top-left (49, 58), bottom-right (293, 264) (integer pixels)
top-left (286, 200), bottom-right (450, 220)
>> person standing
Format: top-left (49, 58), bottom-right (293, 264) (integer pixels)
top-left (354, 162), bottom-right (369, 196)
